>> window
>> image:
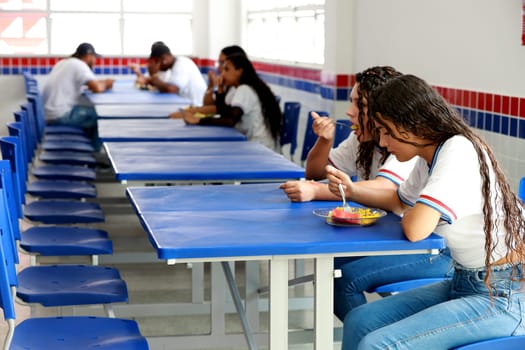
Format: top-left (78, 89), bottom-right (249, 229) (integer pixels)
top-left (0, 0), bottom-right (192, 55)
top-left (244, 0), bottom-right (325, 65)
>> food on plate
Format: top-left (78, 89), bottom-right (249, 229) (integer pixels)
top-left (329, 206), bottom-right (382, 225)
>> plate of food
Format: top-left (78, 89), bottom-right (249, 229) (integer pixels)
top-left (313, 206), bottom-right (387, 227)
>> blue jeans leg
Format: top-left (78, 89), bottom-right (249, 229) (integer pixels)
top-left (333, 252), bottom-right (453, 321)
top-left (342, 266), bottom-right (525, 350)
top-left (49, 105), bottom-right (100, 150)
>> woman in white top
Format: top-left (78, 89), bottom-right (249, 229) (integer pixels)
top-left (327, 74), bottom-right (525, 350)
top-left (281, 66), bottom-right (452, 322)
top-left (183, 53), bottom-right (281, 152)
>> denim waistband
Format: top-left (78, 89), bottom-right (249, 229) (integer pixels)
top-left (453, 262), bottom-right (523, 283)
top-left (453, 262), bottom-right (515, 273)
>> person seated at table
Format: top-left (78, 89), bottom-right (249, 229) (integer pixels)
top-left (280, 66), bottom-right (452, 322)
top-left (326, 74), bottom-right (525, 350)
top-left (41, 42), bottom-right (114, 150)
top-left (129, 41), bottom-right (165, 90)
top-left (183, 53), bottom-right (282, 152)
top-left (129, 42), bottom-right (207, 106)
top-left (169, 45), bottom-right (247, 119)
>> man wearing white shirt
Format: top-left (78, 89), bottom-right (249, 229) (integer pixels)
top-left (142, 43), bottom-right (207, 106)
top-left (42, 42), bottom-right (113, 149)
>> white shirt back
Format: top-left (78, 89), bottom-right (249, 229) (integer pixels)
top-left (226, 85), bottom-right (278, 152)
top-left (159, 56), bottom-right (207, 106)
top-left (41, 57), bottom-right (97, 120)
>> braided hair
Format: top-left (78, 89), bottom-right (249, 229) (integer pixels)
top-left (369, 74), bottom-right (525, 291)
top-left (354, 66), bottom-right (402, 179)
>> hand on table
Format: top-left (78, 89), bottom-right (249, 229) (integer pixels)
top-left (182, 111), bottom-right (201, 125)
top-left (279, 180), bottom-right (319, 202)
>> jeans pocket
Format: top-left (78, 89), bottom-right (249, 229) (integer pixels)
top-left (511, 294), bottom-right (525, 335)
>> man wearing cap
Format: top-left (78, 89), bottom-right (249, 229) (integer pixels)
top-left (131, 42), bottom-right (206, 106)
top-left (41, 42), bottom-right (114, 148)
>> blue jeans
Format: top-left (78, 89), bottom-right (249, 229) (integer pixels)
top-left (48, 105), bottom-right (100, 150)
top-left (342, 263), bottom-right (525, 350)
top-left (334, 250), bottom-right (453, 320)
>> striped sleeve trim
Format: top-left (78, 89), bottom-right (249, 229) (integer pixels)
top-left (416, 194), bottom-right (456, 224)
top-left (377, 168), bottom-right (405, 186)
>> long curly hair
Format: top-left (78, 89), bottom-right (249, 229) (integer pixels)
top-left (354, 66), bottom-right (402, 179)
top-left (369, 74), bottom-right (525, 289)
top-left (225, 53), bottom-right (282, 140)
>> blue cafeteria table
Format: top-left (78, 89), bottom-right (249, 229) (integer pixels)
top-left (98, 119), bottom-right (246, 142)
top-left (95, 104), bottom-right (177, 119)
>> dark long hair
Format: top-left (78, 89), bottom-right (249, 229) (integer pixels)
top-left (354, 66), bottom-right (402, 179)
top-left (225, 54), bottom-right (282, 140)
top-left (221, 45), bottom-right (246, 57)
top-left (369, 74), bottom-right (525, 289)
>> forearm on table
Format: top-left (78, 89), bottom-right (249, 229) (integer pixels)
top-left (347, 185), bottom-right (403, 214)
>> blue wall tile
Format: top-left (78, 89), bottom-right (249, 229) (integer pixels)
top-left (510, 117), bottom-right (518, 137)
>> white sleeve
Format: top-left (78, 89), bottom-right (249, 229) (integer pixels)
top-left (328, 133), bottom-right (359, 176)
top-left (76, 61), bottom-right (97, 86)
top-left (417, 137), bottom-right (482, 224)
top-left (167, 59), bottom-right (191, 89)
top-left (376, 155), bottom-right (417, 186)
top-left (230, 85), bottom-right (258, 114)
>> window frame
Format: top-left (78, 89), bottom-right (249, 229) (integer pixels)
top-left (0, 0), bottom-right (193, 56)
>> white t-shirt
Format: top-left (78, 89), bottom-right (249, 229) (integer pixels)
top-left (398, 135), bottom-right (515, 268)
top-left (226, 85), bottom-right (279, 152)
top-left (158, 56), bottom-right (207, 106)
top-left (328, 132), bottom-right (416, 184)
top-left (41, 57), bottom-right (97, 120)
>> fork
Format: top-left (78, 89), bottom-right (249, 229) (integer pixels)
top-left (338, 183), bottom-right (350, 211)
top-left (333, 120), bottom-right (358, 130)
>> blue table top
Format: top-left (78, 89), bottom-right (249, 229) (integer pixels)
top-left (84, 87), bottom-right (191, 105)
top-left (128, 183), bottom-right (445, 260)
top-left (127, 183), bottom-right (340, 213)
top-left (98, 119), bottom-right (246, 142)
top-left (96, 104), bottom-right (176, 119)
top-left (138, 209), bottom-right (446, 260)
top-left (105, 142), bottom-right (305, 182)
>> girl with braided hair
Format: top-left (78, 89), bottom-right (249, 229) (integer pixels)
top-left (327, 74), bottom-right (525, 349)
top-left (280, 66), bottom-right (452, 321)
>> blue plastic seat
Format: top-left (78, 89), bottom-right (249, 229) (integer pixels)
top-left (17, 265), bottom-right (128, 307)
top-left (11, 111), bottom-right (96, 181)
top-left (24, 200), bottom-right (105, 224)
top-left (39, 150), bottom-right (97, 166)
top-left (451, 335), bottom-right (525, 349)
top-left (26, 179), bottom-right (96, 199)
top-left (18, 101), bottom-right (96, 167)
top-left (19, 226), bottom-right (112, 256)
top-left (0, 160), bottom-right (111, 258)
top-left (0, 187), bottom-right (147, 349)
top-left (42, 140), bottom-right (95, 153)
top-left (280, 102), bottom-right (301, 158)
top-left (0, 162), bottom-right (125, 311)
top-left (0, 138), bottom-right (104, 225)
top-left (44, 133), bottom-right (92, 143)
top-left (300, 110), bottom-right (329, 164)
top-left (32, 164), bottom-right (96, 181)
top-left (333, 119), bottom-right (352, 148)
top-left (11, 317), bottom-right (149, 349)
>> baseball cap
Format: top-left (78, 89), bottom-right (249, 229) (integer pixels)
top-left (149, 43), bottom-right (171, 59)
top-left (72, 43), bottom-right (101, 58)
